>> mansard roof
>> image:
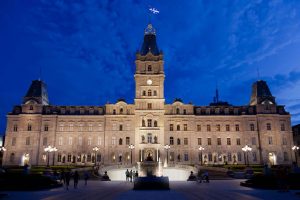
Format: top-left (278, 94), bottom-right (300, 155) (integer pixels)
top-left (23, 80), bottom-right (49, 105)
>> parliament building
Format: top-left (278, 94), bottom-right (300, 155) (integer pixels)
top-left (3, 24), bottom-right (294, 167)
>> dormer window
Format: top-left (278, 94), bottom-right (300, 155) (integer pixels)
top-left (113, 109), bottom-right (116, 115)
top-left (176, 108), bottom-right (180, 115)
top-left (148, 65), bottom-right (152, 71)
top-left (120, 108), bottom-right (123, 114)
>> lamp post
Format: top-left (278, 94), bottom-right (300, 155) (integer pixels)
top-left (128, 144), bottom-right (135, 165)
top-left (292, 145), bottom-right (299, 166)
top-left (242, 145), bottom-right (252, 166)
top-left (0, 146), bottom-right (6, 167)
top-left (92, 146), bottom-right (100, 167)
top-left (198, 146), bottom-right (205, 165)
top-left (44, 145), bottom-right (57, 167)
top-left (164, 144), bottom-right (171, 166)
top-left (52, 147), bottom-right (57, 166)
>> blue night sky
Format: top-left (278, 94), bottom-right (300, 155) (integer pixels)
top-left (1, 0), bottom-right (300, 134)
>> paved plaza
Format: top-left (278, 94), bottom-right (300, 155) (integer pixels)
top-left (1, 180), bottom-right (300, 200)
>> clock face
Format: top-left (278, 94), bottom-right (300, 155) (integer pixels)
top-left (147, 79), bottom-right (152, 85)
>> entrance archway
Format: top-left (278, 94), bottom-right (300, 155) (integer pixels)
top-left (144, 149), bottom-right (154, 161)
top-left (21, 153), bottom-right (30, 166)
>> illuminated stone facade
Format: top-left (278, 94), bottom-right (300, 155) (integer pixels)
top-left (3, 24), bottom-right (294, 167)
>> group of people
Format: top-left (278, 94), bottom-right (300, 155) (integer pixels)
top-left (60, 170), bottom-right (90, 190)
top-left (125, 169), bottom-right (138, 182)
top-left (197, 170), bottom-right (209, 183)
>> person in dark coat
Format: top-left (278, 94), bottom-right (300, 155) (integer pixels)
top-left (73, 171), bottom-right (79, 189)
top-left (65, 171), bottom-right (71, 190)
top-left (84, 171), bottom-right (89, 186)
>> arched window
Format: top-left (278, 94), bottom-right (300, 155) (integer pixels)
top-left (119, 124), bottom-right (123, 131)
top-left (177, 124), bottom-right (180, 131)
top-left (170, 137), bottom-right (174, 145)
top-left (177, 138), bottom-right (181, 145)
top-left (154, 136), bottom-right (157, 143)
top-left (176, 108), bottom-right (180, 114)
top-left (154, 121), bottom-right (158, 127)
top-left (120, 108), bottom-right (123, 114)
top-left (148, 90), bottom-right (152, 96)
top-left (147, 133), bottom-right (152, 143)
top-left (148, 65), bottom-right (152, 71)
top-left (142, 119), bottom-right (145, 127)
top-left (183, 109), bottom-right (186, 115)
top-left (153, 90), bottom-right (157, 96)
top-left (119, 138), bottom-right (123, 145)
top-left (113, 109), bottom-right (116, 115)
top-left (143, 90), bottom-right (146, 96)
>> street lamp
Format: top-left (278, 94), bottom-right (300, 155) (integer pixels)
top-left (292, 145), bottom-right (299, 166)
top-left (0, 146), bottom-right (7, 167)
top-left (128, 144), bottom-right (135, 165)
top-left (164, 144), bottom-right (171, 165)
top-left (92, 146), bottom-right (100, 167)
top-left (242, 145), bottom-right (252, 166)
top-left (198, 146), bottom-right (205, 165)
top-left (44, 145), bottom-right (57, 167)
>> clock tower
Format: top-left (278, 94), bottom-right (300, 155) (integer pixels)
top-left (134, 24), bottom-right (165, 164)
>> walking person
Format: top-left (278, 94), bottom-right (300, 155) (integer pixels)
top-left (73, 171), bottom-right (79, 189)
top-left (130, 170), bottom-right (133, 182)
top-left (60, 170), bottom-right (66, 185)
top-left (125, 169), bottom-right (129, 181)
top-left (84, 171), bottom-right (89, 186)
top-left (65, 170), bottom-right (71, 190)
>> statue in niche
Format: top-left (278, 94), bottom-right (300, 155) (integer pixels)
top-left (141, 135), bottom-right (145, 143)
top-left (146, 152), bottom-right (153, 161)
top-left (154, 136), bottom-right (157, 143)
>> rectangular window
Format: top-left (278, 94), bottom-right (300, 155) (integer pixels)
top-left (147, 120), bottom-right (152, 127)
top-left (44, 125), bottom-right (49, 131)
top-left (79, 137), bottom-right (82, 146)
top-left (197, 138), bottom-right (202, 145)
top-left (58, 137), bottom-right (63, 146)
top-left (227, 138), bottom-right (231, 145)
top-left (67, 154), bottom-right (72, 162)
top-left (228, 153), bottom-right (232, 162)
top-left (147, 103), bottom-right (152, 109)
top-left (184, 138), bottom-right (188, 145)
top-left (69, 137), bottom-right (72, 145)
top-left (281, 123), bottom-right (285, 131)
top-left (184, 153), bottom-right (189, 161)
top-left (282, 137), bottom-right (287, 145)
top-left (236, 138), bottom-right (241, 145)
top-left (268, 137), bottom-right (273, 145)
top-left (170, 124), bottom-right (174, 131)
top-left (184, 124), bottom-right (187, 131)
top-left (207, 125), bottom-right (211, 132)
top-left (267, 123), bottom-right (272, 131)
top-left (11, 137), bottom-right (16, 146)
top-left (57, 154), bottom-right (62, 162)
top-left (226, 125), bottom-right (230, 131)
top-left (197, 125), bottom-right (201, 131)
top-left (235, 124), bottom-right (240, 131)
top-left (88, 138), bottom-right (92, 146)
top-left (170, 137), bottom-right (174, 145)
top-left (126, 137), bottom-right (130, 145)
top-left (112, 137), bottom-right (116, 145)
top-left (207, 138), bottom-right (212, 145)
top-left (217, 138), bottom-right (221, 145)
top-left (119, 124), bottom-right (123, 131)
top-left (43, 137), bottom-right (47, 146)
top-left (216, 124), bottom-right (220, 131)
top-left (208, 153), bottom-right (212, 161)
top-left (27, 124), bottom-right (32, 131)
top-left (250, 124), bottom-right (255, 131)
top-left (26, 137), bottom-right (30, 145)
top-left (13, 124), bottom-right (18, 132)
top-left (252, 152), bottom-right (257, 161)
top-left (237, 152), bottom-right (242, 161)
top-left (251, 137), bottom-right (256, 145)
top-left (88, 124), bottom-right (93, 131)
